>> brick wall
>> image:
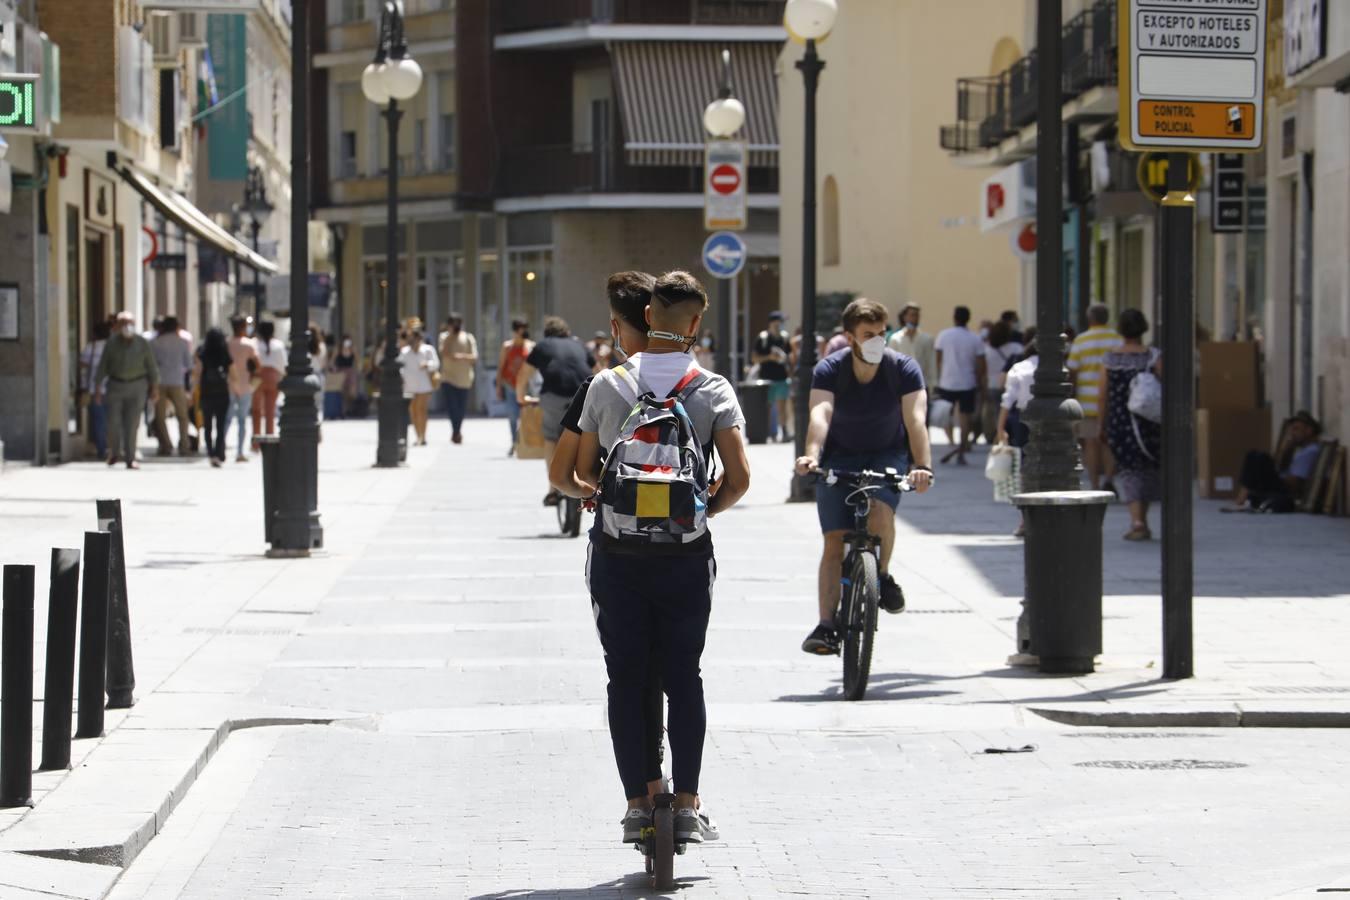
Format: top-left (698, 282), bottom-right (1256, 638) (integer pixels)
top-left (39, 0), bottom-right (116, 122)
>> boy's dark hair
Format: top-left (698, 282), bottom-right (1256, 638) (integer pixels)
top-left (1000, 310), bottom-right (1019, 323)
top-left (543, 316), bottom-right (570, 338)
top-left (840, 297), bottom-right (888, 333)
top-left (257, 320), bottom-right (275, 340)
top-left (988, 320), bottom-right (1014, 349)
top-left (161, 316), bottom-right (179, 333)
top-left (652, 270), bottom-right (708, 312)
top-left (1118, 308), bottom-right (1149, 340)
top-left (606, 271), bottom-right (655, 330)
top-left (954, 306), bottom-right (972, 326)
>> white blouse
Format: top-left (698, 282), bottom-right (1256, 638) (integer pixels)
top-left (398, 344), bottom-right (440, 396)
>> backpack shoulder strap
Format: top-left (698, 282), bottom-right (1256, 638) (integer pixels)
top-left (669, 364), bottom-right (708, 403)
top-left (611, 365), bottom-right (653, 406)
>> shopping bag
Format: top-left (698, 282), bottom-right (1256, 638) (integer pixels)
top-left (929, 398), bottom-right (954, 431)
top-left (516, 403), bottom-right (548, 460)
top-left (991, 446), bottom-right (1022, 504)
top-left (985, 444), bottom-right (1014, 482)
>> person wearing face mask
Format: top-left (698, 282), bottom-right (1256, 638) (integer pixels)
top-left (887, 304), bottom-right (936, 390)
top-left (94, 311), bottom-right (161, 469)
top-left (794, 298), bottom-right (933, 655)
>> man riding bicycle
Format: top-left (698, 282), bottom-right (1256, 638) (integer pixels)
top-left (793, 298), bottom-right (933, 655)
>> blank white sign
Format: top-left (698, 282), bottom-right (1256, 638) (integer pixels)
top-left (1138, 56), bottom-right (1258, 99)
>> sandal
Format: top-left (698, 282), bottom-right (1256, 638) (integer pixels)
top-left (1123, 525), bottom-right (1152, 541)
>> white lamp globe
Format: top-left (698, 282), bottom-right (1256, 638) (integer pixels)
top-left (361, 61), bottom-right (390, 105)
top-left (703, 96), bottom-right (746, 138)
top-left (784, 0), bottom-right (838, 41)
top-left (384, 56), bottom-right (424, 102)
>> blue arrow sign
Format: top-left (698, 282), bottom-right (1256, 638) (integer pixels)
top-left (702, 231), bottom-right (746, 280)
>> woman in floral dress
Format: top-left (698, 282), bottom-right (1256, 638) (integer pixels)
top-left (1102, 308), bottom-right (1162, 541)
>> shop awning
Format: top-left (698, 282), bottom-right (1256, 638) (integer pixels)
top-left (110, 160), bottom-right (280, 275)
top-left (610, 41), bottom-right (780, 167)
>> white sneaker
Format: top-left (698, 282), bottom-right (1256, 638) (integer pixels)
top-left (697, 807), bottom-right (720, 842)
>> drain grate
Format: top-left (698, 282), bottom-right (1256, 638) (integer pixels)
top-left (1253, 686), bottom-right (1350, 695)
top-left (1064, 732), bottom-right (1217, 740)
top-left (1076, 759), bottom-right (1246, 770)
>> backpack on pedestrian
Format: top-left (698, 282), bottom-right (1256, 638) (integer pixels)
top-left (596, 364), bottom-right (711, 546)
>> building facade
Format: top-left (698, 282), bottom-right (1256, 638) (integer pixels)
top-left (777, 0), bottom-right (1027, 339)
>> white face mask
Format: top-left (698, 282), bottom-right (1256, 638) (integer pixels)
top-left (121, 325), bottom-right (135, 338)
top-left (856, 335), bottom-right (886, 365)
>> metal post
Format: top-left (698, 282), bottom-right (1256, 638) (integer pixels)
top-left (272, 0), bottom-right (324, 553)
top-left (75, 532), bottom-right (112, 740)
top-left (376, 98), bottom-right (406, 468)
top-left (1161, 151), bottom-right (1195, 679)
top-left (789, 38), bottom-right (824, 502)
top-left (39, 549), bottom-right (80, 771)
top-left (1021, 0), bottom-right (1082, 492)
top-left (1, 565), bottom-right (35, 807)
top-left (730, 272), bottom-right (741, 381)
top-left (715, 277), bottom-right (732, 379)
top-left (96, 499), bottom-right (135, 709)
top-left (252, 218), bottom-right (264, 319)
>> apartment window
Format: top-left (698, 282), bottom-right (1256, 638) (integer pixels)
top-left (339, 131), bottom-right (358, 178)
top-left (440, 113), bottom-right (455, 172)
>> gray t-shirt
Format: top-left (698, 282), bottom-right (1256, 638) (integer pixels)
top-left (578, 352), bottom-right (745, 455)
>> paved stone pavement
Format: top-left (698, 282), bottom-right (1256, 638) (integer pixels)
top-left (80, 420), bottom-right (1350, 899)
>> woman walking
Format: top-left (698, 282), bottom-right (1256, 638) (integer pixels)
top-left (194, 328), bottom-right (232, 467)
top-left (496, 318), bottom-right (532, 455)
top-left (1102, 309), bottom-right (1162, 540)
top-left (399, 329), bottom-right (440, 445)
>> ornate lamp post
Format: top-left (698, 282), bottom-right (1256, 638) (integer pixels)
top-left (703, 49), bottom-right (746, 381)
top-left (363, 0), bottom-right (423, 468)
top-left (242, 166), bottom-right (273, 318)
top-left (784, 0), bottom-right (837, 502)
top-left (271, 0), bottom-right (323, 554)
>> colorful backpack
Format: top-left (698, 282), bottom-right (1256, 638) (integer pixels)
top-left (597, 363), bottom-right (711, 546)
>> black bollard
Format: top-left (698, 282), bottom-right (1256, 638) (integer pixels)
top-left (75, 532), bottom-right (112, 740)
top-left (96, 500), bottom-right (136, 709)
top-left (1, 565), bottom-right (36, 807)
top-left (40, 549), bottom-right (81, 772)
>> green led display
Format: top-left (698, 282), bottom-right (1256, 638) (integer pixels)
top-left (0, 74), bottom-right (40, 132)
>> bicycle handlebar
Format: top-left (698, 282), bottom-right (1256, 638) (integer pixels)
top-left (816, 467), bottom-right (916, 493)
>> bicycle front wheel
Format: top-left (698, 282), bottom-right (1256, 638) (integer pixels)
top-left (841, 550), bottom-right (879, 701)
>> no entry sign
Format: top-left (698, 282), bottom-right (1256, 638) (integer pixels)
top-left (1120, 0), bottom-right (1268, 152)
top-left (704, 140), bottom-right (747, 231)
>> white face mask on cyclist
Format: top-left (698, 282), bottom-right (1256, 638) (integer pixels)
top-left (855, 335), bottom-right (886, 366)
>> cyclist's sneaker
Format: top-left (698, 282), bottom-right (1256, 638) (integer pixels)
top-left (801, 623), bottom-right (840, 655)
top-left (880, 572), bottom-right (906, 614)
top-left (674, 808), bottom-right (704, 844)
top-left (621, 808), bottom-right (652, 844)
top-left (697, 807), bottom-right (721, 842)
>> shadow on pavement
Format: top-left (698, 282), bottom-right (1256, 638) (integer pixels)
top-left (472, 873), bottom-right (710, 899)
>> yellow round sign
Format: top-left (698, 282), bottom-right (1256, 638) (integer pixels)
top-left (1135, 152), bottom-right (1200, 204)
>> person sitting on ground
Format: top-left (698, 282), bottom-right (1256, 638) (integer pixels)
top-left (794, 298), bottom-right (934, 655)
top-left (573, 270), bottom-right (750, 847)
top-left (1226, 411), bottom-right (1323, 513)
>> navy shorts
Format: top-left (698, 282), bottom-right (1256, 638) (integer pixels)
top-left (814, 452), bottom-right (908, 533)
top-left (937, 387), bottom-right (977, 414)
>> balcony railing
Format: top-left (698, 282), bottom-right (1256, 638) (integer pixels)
top-left (497, 0), bottom-right (784, 33)
top-left (500, 142), bottom-right (778, 197)
top-left (940, 0), bottom-right (1118, 156)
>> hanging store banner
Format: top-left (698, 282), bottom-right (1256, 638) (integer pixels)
top-left (1120, 0), bottom-right (1268, 152)
top-left (206, 13), bottom-right (248, 180)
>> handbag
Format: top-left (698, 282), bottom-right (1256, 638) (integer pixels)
top-left (1127, 371), bottom-right (1162, 423)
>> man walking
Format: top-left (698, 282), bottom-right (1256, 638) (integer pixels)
top-left (94, 311), bottom-right (160, 469)
top-left (439, 313), bottom-right (478, 444)
top-left (887, 303), bottom-right (936, 389)
top-left (1067, 303), bottom-right (1123, 489)
top-left (752, 310), bottom-right (793, 441)
top-left (933, 305), bottom-right (985, 465)
top-left (150, 316), bottom-right (193, 456)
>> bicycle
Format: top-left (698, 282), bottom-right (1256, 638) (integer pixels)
top-left (556, 493), bottom-right (582, 537)
top-left (817, 467), bottom-right (915, 701)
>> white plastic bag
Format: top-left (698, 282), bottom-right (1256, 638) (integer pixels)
top-left (991, 446), bottom-right (1022, 504)
top-left (1128, 371), bottom-right (1163, 423)
top-left (929, 398), bottom-right (954, 431)
top-left (985, 444), bottom-right (1014, 482)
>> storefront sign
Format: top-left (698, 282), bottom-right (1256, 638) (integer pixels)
top-left (85, 170), bottom-right (116, 229)
top-left (0, 73), bottom-right (38, 133)
top-left (1284, 0), bottom-right (1326, 77)
top-left (1211, 153), bottom-right (1246, 232)
top-left (1120, 0), bottom-right (1268, 152)
top-left (979, 159), bottom-right (1036, 233)
top-left (149, 253), bottom-right (186, 271)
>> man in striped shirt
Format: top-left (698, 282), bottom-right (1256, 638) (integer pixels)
top-left (1067, 304), bottom-right (1122, 490)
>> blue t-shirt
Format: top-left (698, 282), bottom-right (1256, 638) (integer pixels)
top-left (1285, 443), bottom-right (1320, 480)
top-left (811, 348), bottom-right (926, 460)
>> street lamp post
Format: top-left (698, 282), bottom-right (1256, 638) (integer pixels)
top-left (785, 0), bottom-right (836, 502)
top-left (703, 49), bottom-right (747, 382)
top-left (363, 0), bottom-right (423, 469)
top-left (242, 166), bottom-right (272, 319)
top-left (271, 0), bottom-right (323, 554)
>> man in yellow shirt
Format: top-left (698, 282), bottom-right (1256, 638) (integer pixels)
top-left (1067, 304), bottom-right (1122, 490)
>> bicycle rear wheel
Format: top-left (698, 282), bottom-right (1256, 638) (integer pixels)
top-left (651, 805), bottom-right (675, 889)
top-left (556, 497), bottom-right (581, 537)
top-left (841, 550), bottom-right (879, 701)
